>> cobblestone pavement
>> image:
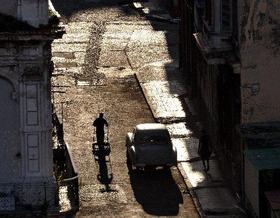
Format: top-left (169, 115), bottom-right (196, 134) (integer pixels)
top-left (51, 1), bottom-right (199, 217)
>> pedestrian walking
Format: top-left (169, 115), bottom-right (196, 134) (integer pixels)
top-left (198, 129), bottom-right (212, 172)
top-left (93, 113), bottom-right (109, 145)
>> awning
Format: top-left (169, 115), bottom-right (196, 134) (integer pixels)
top-left (240, 122), bottom-right (280, 147)
top-left (244, 147), bottom-right (280, 170)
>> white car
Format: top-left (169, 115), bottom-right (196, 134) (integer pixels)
top-left (126, 123), bottom-right (177, 171)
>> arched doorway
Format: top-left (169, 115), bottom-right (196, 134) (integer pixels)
top-left (0, 78), bottom-right (20, 181)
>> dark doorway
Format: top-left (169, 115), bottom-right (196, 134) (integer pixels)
top-left (0, 78), bottom-right (20, 180)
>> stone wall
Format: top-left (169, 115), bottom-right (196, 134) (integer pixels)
top-left (240, 0), bottom-right (280, 123)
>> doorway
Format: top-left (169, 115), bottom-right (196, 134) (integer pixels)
top-left (0, 78), bottom-right (20, 181)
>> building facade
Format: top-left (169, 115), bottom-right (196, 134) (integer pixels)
top-left (0, 0), bottom-right (62, 213)
top-left (180, 0), bottom-right (241, 192)
top-left (179, 0), bottom-right (280, 217)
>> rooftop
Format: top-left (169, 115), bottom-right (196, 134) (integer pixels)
top-left (136, 123), bottom-right (167, 131)
top-left (0, 13), bottom-right (35, 32)
top-left (0, 12), bottom-right (60, 33)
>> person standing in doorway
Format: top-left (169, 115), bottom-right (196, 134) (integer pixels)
top-left (93, 113), bottom-right (108, 145)
top-left (198, 129), bottom-right (212, 172)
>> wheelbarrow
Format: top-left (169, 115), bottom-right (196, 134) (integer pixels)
top-left (92, 128), bottom-right (113, 185)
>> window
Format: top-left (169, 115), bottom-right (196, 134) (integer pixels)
top-left (26, 84), bottom-right (39, 126)
top-left (221, 0), bottom-right (232, 32)
top-left (205, 0), bottom-right (212, 25)
top-left (135, 130), bottom-right (171, 145)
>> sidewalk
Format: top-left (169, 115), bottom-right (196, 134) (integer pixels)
top-left (132, 1), bottom-right (246, 217)
top-left (135, 68), bottom-right (246, 218)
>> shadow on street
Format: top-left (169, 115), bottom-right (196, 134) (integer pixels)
top-left (51, 0), bottom-right (137, 22)
top-left (129, 169), bottom-right (183, 216)
top-left (92, 143), bottom-right (114, 192)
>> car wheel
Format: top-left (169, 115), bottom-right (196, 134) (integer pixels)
top-left (126, 150), bottom-right (133, 173)
top-left (144, 166), bottom-right (155, 171)
top-left (163, 165), bottom-right (171, 172)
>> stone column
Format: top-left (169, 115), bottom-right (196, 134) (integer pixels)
top-left (19, 54), bottom-right (56, 208)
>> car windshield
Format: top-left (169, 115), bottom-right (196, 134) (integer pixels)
top-left (134, 130), bottom-right (171, 145)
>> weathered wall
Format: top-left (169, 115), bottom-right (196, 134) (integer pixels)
top-left (0, 0), bottom-right (17, 16)
top-left (240, 0), bottom-right (280, 123)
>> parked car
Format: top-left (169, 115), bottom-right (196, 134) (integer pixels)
top-left (126, 123), bottom-right (177, 171)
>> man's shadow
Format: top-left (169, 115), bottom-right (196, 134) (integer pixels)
top-left (92, 143), bottom-right (114, 192)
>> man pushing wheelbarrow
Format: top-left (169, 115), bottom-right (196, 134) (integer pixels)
top-left (92, 112), bottom-right (111, 156)
top-left (92, 113), bottom-right (113, 189)
top-left (93, 113), bottom-right (108, 145)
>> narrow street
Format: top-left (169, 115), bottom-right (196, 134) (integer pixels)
top-left (51, 1), bottom-right (199, 217)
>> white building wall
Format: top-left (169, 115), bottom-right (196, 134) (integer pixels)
top-left (0, 0), bottom-right (49, 27)
top-left (18, 0), bottom-right (49, 27)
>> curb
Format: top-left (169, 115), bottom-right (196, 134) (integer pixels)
top-left (146, 14), bottom-right (180, 24)
top-left (134, 73), bottom-right (159, 123)
top-left (134, 73), bottom-right (188, 124)
top-left (178, 163), bottom-right (205, 218)
top-left (131, 2), bottom-right (179, 24)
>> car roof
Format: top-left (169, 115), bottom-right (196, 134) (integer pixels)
top-left (136, 123), bottom-right (167, 131)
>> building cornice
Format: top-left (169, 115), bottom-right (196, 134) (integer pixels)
top-left (0, 27), bottom-right (65, 41)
